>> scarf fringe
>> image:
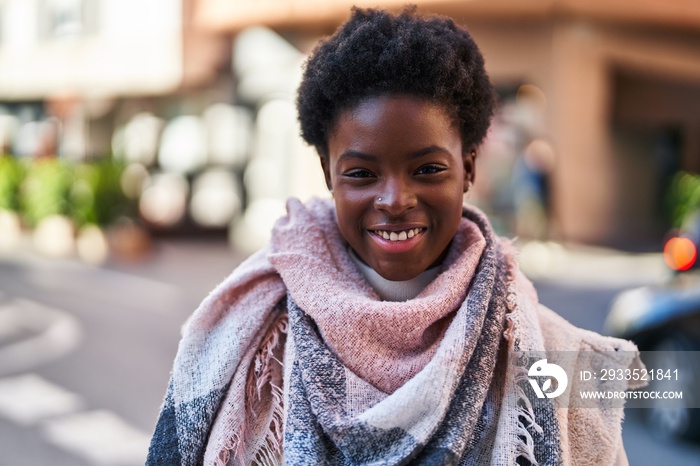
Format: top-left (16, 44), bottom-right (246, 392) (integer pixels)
top-left (217, 314), bottom-right (288, 466)
top-left (252, 314), bottom-right (288, 398)
top-left (252, 381), bottom-right (285, 466)
top-left (215, 433), bottom-right (240, 466)
top-left (504, 249), bottom-right (542, 466)
top-left (515, 365), bottom-right (544, 465)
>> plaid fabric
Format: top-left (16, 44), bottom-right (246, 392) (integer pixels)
top-left (147, 198), bottom-right (564, 465)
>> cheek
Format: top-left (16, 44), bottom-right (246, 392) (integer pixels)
top-left (434, 189), bottom-right (464, 235)
top-left (335, 186), bottom-right (373, 214)
top-left (333, 194), bottom-right (366, 238)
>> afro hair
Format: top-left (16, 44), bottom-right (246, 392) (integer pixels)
top-left (297, 6), bottom-right (496, 158)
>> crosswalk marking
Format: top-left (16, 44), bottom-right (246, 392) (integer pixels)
top-left (0, 373), bottom-right (152, 465)
top-left (0, 298), bottom-right (83, 376)
top-left (0, 373), bottom-right (83, 426)
top-left (41, 409), bottom-right (151, 466)
top-left (0, 295), bottom-right (150, 466)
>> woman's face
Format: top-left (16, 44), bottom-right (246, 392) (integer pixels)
top-left (323, 95), bottom-right (475, 281)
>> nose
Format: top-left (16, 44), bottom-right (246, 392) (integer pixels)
top-left (374, 176), bottom-right (417, 216)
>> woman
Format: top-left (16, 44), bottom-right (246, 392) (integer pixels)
top-left (148, 7), bottom-right (640, 465)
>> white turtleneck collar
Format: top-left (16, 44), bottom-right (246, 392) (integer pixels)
top-left (348, 248), bottom-right (441, 302)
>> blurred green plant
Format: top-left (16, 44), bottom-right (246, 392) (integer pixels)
top-left (4, 154), bottom-right (135, 230)
top-left (666, 171), bottom-right (700, 229)
top-left (20, 158), bottom-right (73, 228)
top-left (0, 154), bottom-right (25, 211)
top-left (70, 158), bottom-right (132, 228)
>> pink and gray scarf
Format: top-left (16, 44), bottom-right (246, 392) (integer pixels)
top-left (147, 198), bottom-right (562, 465)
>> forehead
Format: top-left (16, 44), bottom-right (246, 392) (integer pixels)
top-left (328, 95), bottom-right (461, 154)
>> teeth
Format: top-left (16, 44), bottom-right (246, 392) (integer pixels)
top-left (375, 228), bottom-right (423, 242)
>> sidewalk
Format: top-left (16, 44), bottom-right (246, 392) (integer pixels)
top-left (515, 240), bottom-right (669, 288)
top-left (104, 237), bottom-right (245, 299)
top-left (0, 234), bottom-right (243, 303)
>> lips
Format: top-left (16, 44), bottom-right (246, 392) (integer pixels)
top-left (371, 227), bottom-right (425, 242)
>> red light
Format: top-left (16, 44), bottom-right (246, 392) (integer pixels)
top-left (663, 237), bottom-right (697, 271)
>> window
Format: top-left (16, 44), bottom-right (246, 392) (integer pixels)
top-left (41, 0), bottom-right (97, 40)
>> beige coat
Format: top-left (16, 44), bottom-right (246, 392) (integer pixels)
top-left (538, 304), bottom-right (644, 466)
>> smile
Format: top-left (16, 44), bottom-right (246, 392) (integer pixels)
top-left (371, 228), bottom-right (425, 242)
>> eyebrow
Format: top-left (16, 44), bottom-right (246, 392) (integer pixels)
top-left (337, 145), bottom-right (452, 162)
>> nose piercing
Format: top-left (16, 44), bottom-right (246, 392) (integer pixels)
top-left (377, 197), bottom-right (383, 202)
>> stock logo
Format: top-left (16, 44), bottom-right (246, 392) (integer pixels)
top-left (528, 359), bottom-right (568, 399)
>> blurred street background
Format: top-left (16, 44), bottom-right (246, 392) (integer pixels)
top-left (1, 0), bottom-right (700, 464)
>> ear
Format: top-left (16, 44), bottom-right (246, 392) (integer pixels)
top-left (463, 148), bottom-right (477, 193)
top-left (320, 156), bottom-right (333, 191)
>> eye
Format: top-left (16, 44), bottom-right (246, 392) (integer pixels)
top-left (343, 169), bottom-right (375, 178)
top-left (415, 165), bottom-right (447, 175)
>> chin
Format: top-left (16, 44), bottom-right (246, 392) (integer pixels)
top-left (376, 267), bottom-right (423, 282)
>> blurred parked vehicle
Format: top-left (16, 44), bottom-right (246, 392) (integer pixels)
top-left (605, 197), bottom-right (700, 441)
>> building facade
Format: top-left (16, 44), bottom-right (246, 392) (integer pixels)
top-left (196, 0), bottom-right (700, 248)
top-left (2, 0), bottom-right (699, 249)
